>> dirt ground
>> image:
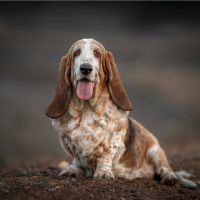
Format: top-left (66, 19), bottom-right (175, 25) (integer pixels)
top-left (0, 139), bottom-right (199, 200)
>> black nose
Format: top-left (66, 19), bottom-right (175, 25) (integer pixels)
top-left (80, 63), bottom-right (93, 75)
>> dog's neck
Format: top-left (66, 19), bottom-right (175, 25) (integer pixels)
top-left (67, 85), bottom-right (128, 122)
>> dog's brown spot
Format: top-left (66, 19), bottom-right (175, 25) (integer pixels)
top-left (119, 119), bottom-right (137, 168)
top-left (90, 121), bottom-right (98, 130)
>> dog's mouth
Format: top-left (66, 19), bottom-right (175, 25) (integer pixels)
top-left (76, 78), bottom-right (94, 100)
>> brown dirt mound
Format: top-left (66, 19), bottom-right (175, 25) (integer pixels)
top-left (0, 141), bottom-right (199, 200)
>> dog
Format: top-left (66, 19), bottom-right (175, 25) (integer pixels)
top-left (46, 38), bottom-right (197, 188)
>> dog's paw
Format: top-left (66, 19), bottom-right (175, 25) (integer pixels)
top-left (59, 165), bottom-right (81, 177)
top-left (94, 169), bottom-right (114, 179)
top-left (161, 171), bottom-right (178, 186)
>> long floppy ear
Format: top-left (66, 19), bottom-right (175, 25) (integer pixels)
top-left (105, 51), bottom-right (133, 111)
top-left (46, 55), bottom-right (72, 118)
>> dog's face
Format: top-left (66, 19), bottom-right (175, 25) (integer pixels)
top-left (73, 39), bottom-right (101, 83)
top-left (46, 38), bottom-right (132, 119)
top-left (70, 39), bottom-right (104, 100)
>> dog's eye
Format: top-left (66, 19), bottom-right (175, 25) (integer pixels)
top-left (74, 49), bottom-right (81, 57)
top-left (94, 49), bottom-right (100, 58)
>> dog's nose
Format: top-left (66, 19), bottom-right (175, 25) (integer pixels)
top-left (80, 64), bottom-right (93, 75)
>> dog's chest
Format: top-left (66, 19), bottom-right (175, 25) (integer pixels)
top-left (66, 106), bottom-right (116, 155)
top-left (69, 108), bottom-right (109, 152)
top-left (52, 99), bottom-right (128, 169)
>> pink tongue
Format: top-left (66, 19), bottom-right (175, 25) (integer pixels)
top-left (77, 80), bottom-right (94, 100)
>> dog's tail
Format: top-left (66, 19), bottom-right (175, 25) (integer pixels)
top-left (175, 171), bottom-right (199, 189)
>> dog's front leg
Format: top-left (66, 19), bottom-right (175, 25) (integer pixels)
top-left (94, 155), bottom-right (114, 179)
top-left (93, 134), bottom-right (123, 179)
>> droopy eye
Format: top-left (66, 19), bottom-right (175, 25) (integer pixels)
top-left (93, 49), bottom-right (100, 58)
top-left (74, 49), bottom-right (81, 57)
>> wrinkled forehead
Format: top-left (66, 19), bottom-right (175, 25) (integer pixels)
top-left (69, 38), bottom-right (105, 53)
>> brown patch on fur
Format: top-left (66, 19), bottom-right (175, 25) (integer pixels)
top-left (94, 93), bottom-right (109, 117)
top-left (120, 118), bottom-right (137, 168)
top-left (90, 121), bottom-right (99, 131)
top-left (91, 40), bottom-right (106, 51)
top-left (120, 118), bottom-right (149, 168)
top-left (116, 123), bottom-right (127, 133)
top-left (93, 145), bottom-right (104, 158)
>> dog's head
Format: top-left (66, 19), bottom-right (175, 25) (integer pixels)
top-left (46, 38), bottom-right (132, 119)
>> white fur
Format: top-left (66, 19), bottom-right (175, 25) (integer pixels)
top-left (73, 38), bottom-right (100, 84)
top-left (148, 144), bottom-right (159, 158)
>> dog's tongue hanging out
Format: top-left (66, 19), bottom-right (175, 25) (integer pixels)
top-left (77, 80), bottom-right (94, 100)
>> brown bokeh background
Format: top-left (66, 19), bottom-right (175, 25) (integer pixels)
top-left (0, 2), bottom-right (200, 163)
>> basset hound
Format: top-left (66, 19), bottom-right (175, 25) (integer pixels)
top-left (46, 38), bottom-right (197, 188)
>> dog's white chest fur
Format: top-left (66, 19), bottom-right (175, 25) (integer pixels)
top-left (51, 90), bottom-right (129, 171)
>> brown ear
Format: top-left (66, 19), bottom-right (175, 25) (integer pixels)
top-left (46, 55), bottom-right (72, 118)
top-left (105, 52), bottom-right (133, 111)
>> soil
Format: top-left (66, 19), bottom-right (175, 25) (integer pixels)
top-left (0, 140), bottom-right (199, 200)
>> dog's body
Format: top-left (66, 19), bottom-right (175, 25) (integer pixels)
top-left (46, 38), bottom-right (197, 188)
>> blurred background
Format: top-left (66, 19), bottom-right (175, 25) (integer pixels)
top-left (0, 2), bottom-right (200, 163)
